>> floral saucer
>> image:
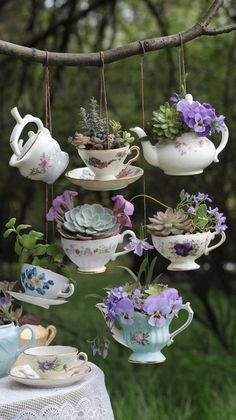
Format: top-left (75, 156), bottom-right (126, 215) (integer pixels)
top-left (65, 165), bottom-right (144, 191)
top-left (10, 364), bottom-right (91, 388)
top-left (9, 291), bottom-right (68, 309)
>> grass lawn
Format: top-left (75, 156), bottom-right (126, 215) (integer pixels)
top-left (20, 263), bottom-right (236, 420)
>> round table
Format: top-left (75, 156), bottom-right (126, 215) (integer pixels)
top-left (0, 362), bottom-right (114, 420)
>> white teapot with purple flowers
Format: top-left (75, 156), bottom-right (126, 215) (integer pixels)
top-left (131, 93), bottom-right (229, 176)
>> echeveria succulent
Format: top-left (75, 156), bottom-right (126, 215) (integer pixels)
top-left (62, 204), bottom-right (120, 240)
top-left (146, 208), bottom-right (193, 237)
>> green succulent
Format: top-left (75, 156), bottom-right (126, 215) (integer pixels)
top-left (152, 102), bottom-right (184, 141)
top-left (62, 204), bottom-right (120, 240)
top-left (146, 208), bottom-right (193, 237)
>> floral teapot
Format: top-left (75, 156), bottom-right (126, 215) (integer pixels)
top-left (9, 107), bottom-right (69, 183)
top-left (130, 95), bottom-right (229, 176)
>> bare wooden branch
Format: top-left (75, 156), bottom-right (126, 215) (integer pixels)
top-left (0, 0), bottom-right (234, 67)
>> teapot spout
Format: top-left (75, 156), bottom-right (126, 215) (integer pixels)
top-left (130, 126), bottom-right (147, 139)
top-left (130, 127), bottom-right (160, 167)
top-left (96, 303), bottom-right (128, 347)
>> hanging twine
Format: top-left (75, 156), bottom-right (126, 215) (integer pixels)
top-left (178, 32), bottom-right (187, 95)
top-left (99, 51), bottom-right (109, 148)
top-left (44, 51), bottom-right (53, 242)
top-left (138, 41), bottom-right (147, 240)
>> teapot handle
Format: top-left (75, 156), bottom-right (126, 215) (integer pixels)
top-left (16, 324), bottom-right (35, 357)
top-left (45, 325), bottom-right (57, 346)
top-left (214, 124), bottom-right (229, 163)
top-left (168, 303), bottom-right (194, 346)
top-left (204, 231), bottom-right (226, 255)
top-left (10, 107), bottom-right (48, 157)
top-left (110, 230), bottom-right (137, 261)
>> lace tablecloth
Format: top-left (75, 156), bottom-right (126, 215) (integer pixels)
top-left (0, 362), bottom-right (114, 420)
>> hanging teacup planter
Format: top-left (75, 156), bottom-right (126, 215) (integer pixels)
top-left (146, 190), bottom-right (227, 271)
top-left (47, 191), bottom-right (138, 274)
top-left (96, 259), bottom-right (194, 363)
top-left (131, 93), bottom-right (228, 176)
top-left (9, 107), bottom-right (69, 183)
top-left (68, 98), bottom-right (141, 186)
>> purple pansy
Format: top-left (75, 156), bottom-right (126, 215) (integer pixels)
top-left (106, 287), bottom-right (128, 319)
top-left (143, 295), bottom-right (168, 327)
top-left (124, 237), bottom-right (154, 257)
top-left (115, 297), bottom-right (134, 325)
top-left (177, 99), bottom-right (216, 137)
top-left (46, 190), bottom-right (78, 222)
top-left (159, 288), bottom-right (183, 317)
top-left (112, 195), bottom-right (134, 228)
top-left (174, 242), bottom-right (193, 256)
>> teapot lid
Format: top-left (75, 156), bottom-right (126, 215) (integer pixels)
top-left (16, 131), bottom-right (41, 161)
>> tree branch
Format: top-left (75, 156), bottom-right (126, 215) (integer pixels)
top-left (0, 0), bottom-right (234, 66)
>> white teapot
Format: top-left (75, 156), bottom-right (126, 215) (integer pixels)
top-left (9, 107), bottom-right (69, 183)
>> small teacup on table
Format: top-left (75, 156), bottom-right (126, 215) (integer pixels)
top-left (23, 346), bottom-right (88, 379)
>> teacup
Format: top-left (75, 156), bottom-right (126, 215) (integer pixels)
top-left (20, 264), bottom-right (75, 299)
top-left (9, 107), bottom-right (69, 184)
top-left (78, 145), bottom-right (140, 180)
top-left (23, 345), bottom-right (88, 379)
top-left (61, 230), bottom-right (137, 273)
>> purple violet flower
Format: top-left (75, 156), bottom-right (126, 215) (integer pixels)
top-left (143, 295), bottom-right (168, 327)
top-left (131, 289), bottom-right (143, 310)
top-left (105, 287), bottom-right (128, 319)
top-left (177, 100), bottom-right (216, 137)
top-left (159, 288), bottom-right (183, 317)
top-left (211, 115), bottom-right (225, 133)
top-left (112, 195), bottom-right (134, 228)
top-left (207, 207), bottom-right (219, 215)
top-left (174, 242), bottom-right (193, 257)
top-left (193, 192), bottom-right (212, 203)
top-left (46, 190), bottom-right (78, 222)
top-left (215, 212), bottom-right (227, 234)
top-left (169, 93), bottom-right (181, 104)
top-left (115, 298), bottom-right (134, 325)
top-left (187, 206), bottom-right (195, 214)
top-left (124, 238), bottom-right (154, 257)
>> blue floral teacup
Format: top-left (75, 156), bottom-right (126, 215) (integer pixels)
top-left (20, 264), bottom-right (74, 299)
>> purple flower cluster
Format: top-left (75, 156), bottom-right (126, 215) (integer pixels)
top-left (112, 195), bottom-right (134, 228)
top-left (215, 211), bottom-right (227, 234)
top-left (105, 286), bottom-right (183, 327)
top-left (177, 98), bottom-right (225, 137)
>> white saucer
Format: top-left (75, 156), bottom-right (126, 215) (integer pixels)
top-left (9, 291), bottom-right (68, 309)
top-left (65, 165), bottom-right (144, 191)
top-left (10, 364), bottom-right (91, 388)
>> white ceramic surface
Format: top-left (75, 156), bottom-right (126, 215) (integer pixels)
top-left (9, 291), bottom-right (68, 309)
top-left (9, 107), bottom-right (69, 183)
top-left (20, 264), bottom-right (74, 299)
top-left (65, 165), bottom-right (143, 191)
top-left (78, 145), bottom-right (140, 180)
top-left (151, 231), bottom-right (226, 271)
top-left (61, 230), bottom-right (137, 273)
top-left (23, 346), bottom-right (88, 379)
top-left (10, 364), bottom-right (91, 388)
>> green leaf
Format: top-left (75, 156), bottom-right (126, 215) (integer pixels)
top-left (117, 266), bottom-right (138, 282)
top-left (32, 245), bottom-right (48, 256)
top-left (137, 257), bottom-right (149, 283)
top-left (14, 241), bottom-right (22, 255)
top-left (179, 189), bottom-right (186, 201)
top-left (146, 256), bottom-right (158, 287)
top-left (3, 228), bottom-right (14, 239)
top-left (5, 218), bottom-right (16, 229)
top-left (16, 224), bottom-right (32, 233)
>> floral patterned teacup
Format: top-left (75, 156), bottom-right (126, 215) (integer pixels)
top-left (78, 145), bottom-right (140, 180)
top-left (23, 346), bottom-right (88, 379)
top-left (20, 264), bottom-right (75, 299)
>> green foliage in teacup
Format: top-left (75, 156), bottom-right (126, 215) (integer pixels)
top-left (0, 281), bottom-right (22, 325)
top-left (3, 218), bottom-right (73, 279)
top-left (69, 97), bottom-right (135, 150)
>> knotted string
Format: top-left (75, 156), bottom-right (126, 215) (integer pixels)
top-left (139, 41), bottom-right (147, 241)
top-left (178, 32), bottom-right (187, 95)
top-left (100, 51), bottom-right (109, 147)
top-left (44, 51), bottom-right (54, 241)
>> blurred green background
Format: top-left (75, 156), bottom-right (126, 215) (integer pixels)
top-left (1, 1), bottom-right (236, 419)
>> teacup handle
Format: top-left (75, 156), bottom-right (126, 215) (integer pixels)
top-left (204, 231), bottom-right (226, 255)
top-left (214, 124), bottom-right (229, 163)
top-left (10, 107), bottom-right (48, 157)
top-left (111, 230), bottom-right (137, 260)
top-left (16, 324), bottom-right (35, 357)
top-left (168, 303), bottom-right (194, 346)
top-left (57, 283), bottom-right (75, 298)
top-left (125, 145), bottom-right (140, 166)
top-left (45, 325), bottom-right (57, 346)
top-left (76, 352), bottom-right (88, 366)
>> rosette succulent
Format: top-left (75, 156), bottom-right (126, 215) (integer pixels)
top-left (152, 103), bottom-right (184, 140)
top-left (60, 204), bottom-right (120, 240)
top-left (146, 208), bottom-right (193, 237)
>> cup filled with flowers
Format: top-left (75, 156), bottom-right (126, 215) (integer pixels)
top-left (96, 257), bottom-right (193, 363)
top-left (68, 97), bottom-right (140, 180)
top-left (131, 92), bottom-right (228, 175)
top-left (146, 190), bottom-right (227, 271)
top-left (47, 190), bottom-right (140, 274)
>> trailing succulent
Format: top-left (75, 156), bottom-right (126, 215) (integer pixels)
top-left (69, 97), bottom-right (135, 150)
top-left (59, 204), bottom-right (120, 240)
top-left (152, 102), bottom-right (185, 141)
top-left (146, 208), bottom-right (193, 237)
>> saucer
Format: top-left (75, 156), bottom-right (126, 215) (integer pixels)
top-left (10, 364), bottom-right (91, 388)
top-left (9, 291), bottom-right (68, 309)
top-left (65, 165), bottom-right (144, 191)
